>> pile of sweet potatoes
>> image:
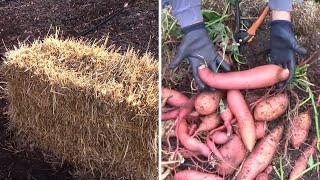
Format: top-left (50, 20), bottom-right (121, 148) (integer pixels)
top-left (162, 64), bottom-right (318, 179)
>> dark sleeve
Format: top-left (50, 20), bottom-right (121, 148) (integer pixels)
top-left (172, 0), bottom-right (203, 28)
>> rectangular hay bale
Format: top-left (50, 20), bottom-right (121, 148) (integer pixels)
top-left (2, 36), bottom-right (158, 179)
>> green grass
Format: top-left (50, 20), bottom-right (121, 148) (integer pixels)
top-left (161, 3), bottom-right (243, 65)
top-left (273, 157), bottom-right (285, 180)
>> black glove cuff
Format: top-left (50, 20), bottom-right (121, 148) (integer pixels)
top-left (271, 20), bottom-right (292, 29)
top-left (182, 22), bottom-right (205, 34)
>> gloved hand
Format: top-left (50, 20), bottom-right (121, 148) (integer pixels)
top-left (270, 20), bottom-right (307, 88)
top-left (169, 22), bottom-right (231, 90)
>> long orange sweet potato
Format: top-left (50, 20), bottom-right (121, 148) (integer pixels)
top-left (289, 110), bottom-right (312, 149)
top-left (253, 93), bottom-right (289, 121)
top-left (215, 135), bottom-right (247, 176)
top-left (236, 125), bottom-right (284, 180)
top-left (289, 138), bottom-right (317, 180)
top-left (227, 90), bottom-right (256, 151)
top-left (198, 65), bottom-right (289, 90)
top-left (174, 170), bottom-right (223, 180)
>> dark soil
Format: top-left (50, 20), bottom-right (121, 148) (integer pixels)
top-left (0, 0), bottom-right (157, 179)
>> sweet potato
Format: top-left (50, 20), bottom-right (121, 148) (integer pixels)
top-left (194, 113), bottom-right (221, 135)
top-left (253, 93), bottom-right (289, 121)
top-left (289, 110), bottom-right (312, 149)
top-left (255, 122), bottom-right (267, 139)
top-left (206, 131), bottom-right (229, 160)
top-left (162, 88), bottom-right (189, 107)
top-left (227, 90), bottom-right (256, 151)
top-left (220, 104), bottom-right (233, 136)
top-left (215, 135), bottom-right (247, 176)
top-left (198, 65), bottom-right (289, 90)
top-left (178, 96), bottom-right (196, 120)
top-left (212, 131), bottom-right (229, 144)
top-left (194, 91), bottom-right (222, 115)
top-left (289, 138), bottom-right (317, 180)
top-left (177, 119), bottom-right (211, 157)
top-left (236, 125), bottom-right (284, 180)
top-left (161, 109), bottom-right (180, 121)
top-left (255, 165), bottom-right (272, 180)
top-left (174, 170), bottom-right (223, 180)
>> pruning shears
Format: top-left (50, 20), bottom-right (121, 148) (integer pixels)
top-left (234, 1), bottom-right (270, 46)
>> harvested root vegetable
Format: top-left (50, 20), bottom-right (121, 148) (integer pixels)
top-left (194, 113), bottom-right (221, 135)
top-left (212, 131), bottom-right (229, 144)
top-left (253, 93), bottom-right (289, 121)
top-left (289, 138), bottom-right (317, 180)
top-left (161, 109), bottom-right (179, 121)
top-left (162, 88), bottom-right (189, 107)
top-left (178, 96), bottom-right (196, 120)
top-left (220, 104), bottom-right (233, 136)
top-left (177, 119), bottom-right (211, 157)
top-left (255, 165), bottom-right (272, 180)
top-left (187, 111), bottom-right (200, 121)
top-left (289, 110), bottom-right (312, 149)
top-left (206, 131), bottom-right (229, 160)
top-left (174, 170), bottom-right (223, 180)
top-left (236, 125), bottom-right (284, 180)
top-left (227, 90), bottom-right (256, 151)
top-left (255, 122), bottom-right (267, 139)
top-left (215, 135), bottom-right (247, 176)
top-left (198, 64), bottom-right (289, 90)
top-left (194, 91), bottom-right (222, 115)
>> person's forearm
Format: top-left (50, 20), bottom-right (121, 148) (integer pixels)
top-left (269, 0), bottom-right (292, 21)
top-left (172, 0), bottom-right (203, 28)
top-left (272, 10), bottom-right (291, 21)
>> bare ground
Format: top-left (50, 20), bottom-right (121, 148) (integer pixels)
top-left (0, 0), bottom-right (157, 179)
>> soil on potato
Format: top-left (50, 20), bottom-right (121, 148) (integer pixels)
top-left (0, 0), bottom-right (157, 179)
top-left (162, 1), bottom-right (320, 179)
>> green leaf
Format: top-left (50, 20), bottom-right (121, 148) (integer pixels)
top-left (202, 9), bottom-right (220, 22)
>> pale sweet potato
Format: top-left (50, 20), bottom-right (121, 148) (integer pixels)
top-left (174, 170), bottom-right (223, 180)
top-left (289, 138), bottom-right (317, 180)
top-left (253, 94), bottom-right (289, 121)
top-left (255, 165), bottom-right (272, 180)
top-left (161, 109), bottom-right (180, 121)
top-left (177, 119), bottom-right (211, 157)
top-left (236, 125), bottom-right (284, 180)
top-left (215, 135), bottom-right (247, 176)
top-left (255, 122), bottom-right (267, 139)
top-left (194, 113), bottom-right (221, 135)
top-left (289, 110), bottom-right (312, 149)
top-left (227, 90), bottom-right (256, 151)
top-left (195, 91), bottom-right (222, 115)
top-left (220, 104), bottom-right (233, 136)
top-left (162, 87), bottom-right (189, 107)
top-left (206, 131), bottom-right (229, 160)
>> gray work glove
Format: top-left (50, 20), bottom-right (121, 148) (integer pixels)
top-left (270, 20), bottom-right (307, 88)
top-left (169, 22), bottom-right (231, 90)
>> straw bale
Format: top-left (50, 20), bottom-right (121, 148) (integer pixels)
top-left (1, 35), bottom-right (158, 179)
